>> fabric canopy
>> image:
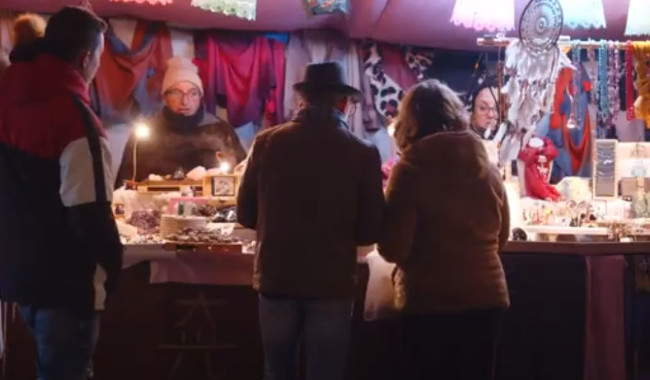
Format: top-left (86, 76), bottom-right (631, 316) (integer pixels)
top-left (0, 0), bottom-right (634, 50)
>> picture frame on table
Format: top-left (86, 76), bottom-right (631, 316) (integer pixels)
top-left (203, 174), bottom-right (239, 197)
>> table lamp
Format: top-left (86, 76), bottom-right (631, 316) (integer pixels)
top-left (132, 123), bottom-right (151, 182)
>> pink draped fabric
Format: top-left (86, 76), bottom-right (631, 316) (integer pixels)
top-left (584, 256), bottom-right (626, 380)
top-left (264, 39), bottom-right (285, 126)
top-left (381, 45), bottom-right (417, 92)
top-left (194, 32), bottom-right (277, 126)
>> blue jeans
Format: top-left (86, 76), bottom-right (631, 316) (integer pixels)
top-left (19, 306), bottom-right (99, 380)
top-left (258, 295), bottom-right (353, 380)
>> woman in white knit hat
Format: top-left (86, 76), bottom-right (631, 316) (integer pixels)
top-left (116, 56), bottom-right (246, 184)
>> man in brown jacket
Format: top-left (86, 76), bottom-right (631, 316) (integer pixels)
top-left (237, 62), bottom-right (384, 380)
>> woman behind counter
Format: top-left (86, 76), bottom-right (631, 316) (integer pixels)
top-left (117, 56), bottom-right (246, 185)
top-left (378, 79), bottom-right (510, 380)
top-left (467, 78), bottom-right (499, 140)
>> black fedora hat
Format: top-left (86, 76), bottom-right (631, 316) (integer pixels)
top-left (293, 61), bottom-right (362, 99)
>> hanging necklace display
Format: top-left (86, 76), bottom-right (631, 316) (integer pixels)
top-left (608, 44), bottom-right (622, 125)
top-left (626, 42), bottom-right (636, 121)
top-left (597, 41), bottom-right (610, 136)
top-left (587, 47), bottom-right (597, 101)
top-left (499, 0), bottom-right (570, 164)
top-left (567, 43), bottom-right (581, 129)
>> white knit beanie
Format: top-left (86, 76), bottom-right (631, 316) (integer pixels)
top-left (161, 56), bottom-right (204, 95)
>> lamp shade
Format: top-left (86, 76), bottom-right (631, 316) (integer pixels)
top-left (190, 0), bottom-right (256, 21)
top-left (559, 0), bottom-right (606, 29)
top-left (625, 0), bottom-right (650, 36)
top-left (450, 0), bottom-right (515, 32)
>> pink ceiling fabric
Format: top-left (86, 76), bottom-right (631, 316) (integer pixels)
top-left (0, 0), bottom-right (638, 50)
top-left (109, 0), bottom-right (173, 4)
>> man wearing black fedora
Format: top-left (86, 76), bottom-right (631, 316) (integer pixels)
top-left (237, 61), bottom-right (384, 380)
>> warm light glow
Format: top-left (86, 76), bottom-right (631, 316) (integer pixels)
top-left (219, 161), bottom-right (231, 173)
top-left (134, 123), bottom-right (151, 140)
top-left (559, 0), bottom-right (606, 30)
top-left (387, 122), bottom-right (396, 137)
top-left (567, 119), bottom-right (577, 129)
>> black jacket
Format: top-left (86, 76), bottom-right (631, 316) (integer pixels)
top-left (0, 48), bottom-right (123, 312)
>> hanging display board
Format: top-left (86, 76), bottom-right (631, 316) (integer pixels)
top-left (593, 139), bottom-right (618, 199)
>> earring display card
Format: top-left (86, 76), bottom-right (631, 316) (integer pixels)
top-left (593, 139), bottom-right (618, 199)
top-left (303, 0), bottom-right (349, 16)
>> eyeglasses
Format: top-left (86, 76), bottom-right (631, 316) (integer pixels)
top-left (165, 89), bottom-right (201, 101)
top-left (476, 105), bottom-right (498, 115)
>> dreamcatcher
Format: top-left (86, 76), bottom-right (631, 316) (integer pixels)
top-left (499, 0), bottom-right (573, 164)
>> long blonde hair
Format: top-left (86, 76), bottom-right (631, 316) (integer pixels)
top-left (393, 79), bottom-right (469, 151)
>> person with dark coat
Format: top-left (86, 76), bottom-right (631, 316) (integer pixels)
top-left (0, 7), bottom-right (122, 379)
top-left (237, 62), bottom-right (384, 380)
top-left (379, 79), bottom-right (510, 380)
top-left (116, 56), bottom-right (246, 184)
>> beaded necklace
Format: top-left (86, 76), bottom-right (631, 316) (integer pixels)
top-left (571, 43), bottom-right (582, 127)
top-left (598, 41), bottom-right (610, 127)
top-left (626, 41), bottom-right (636, 121)
top-left (608, 44), bottom-right (622, 124)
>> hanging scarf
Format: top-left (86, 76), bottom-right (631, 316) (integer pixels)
top-left (633, 41), bottom-right (650, 127)
top-left (283, 31), bottom-right (360, 129)
top-left (361, 41), bottom-right (405, 119)
top-left (93, 20), bottom-right (172, 124)
top-left (404, 46), bottom-right (434, 81)
top-left (549, 67), bottom-right (592, 175)
top-left (194, 32), bottom-right (277, 126)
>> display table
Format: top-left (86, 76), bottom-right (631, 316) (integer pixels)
top-left (0, 242), bottom-right (647, 380)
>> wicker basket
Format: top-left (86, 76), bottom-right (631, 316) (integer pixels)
top-left (160, 215), bottom-right (208, 237)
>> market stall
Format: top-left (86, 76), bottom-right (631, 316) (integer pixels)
top-left (2, 0), bottom-right (650, 379)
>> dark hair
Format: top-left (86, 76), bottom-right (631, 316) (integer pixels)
top-left (394, 79), bottom-right (468, 151)
top-left (299, 90), bottom-right (347, 108)
top-left (44, 6), bottom-right (106, 63)
top-left (466, 75), bottom-right (498, 111)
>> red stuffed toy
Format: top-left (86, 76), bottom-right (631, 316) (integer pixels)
top-left (518, 137), bottom-right (561, 201)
